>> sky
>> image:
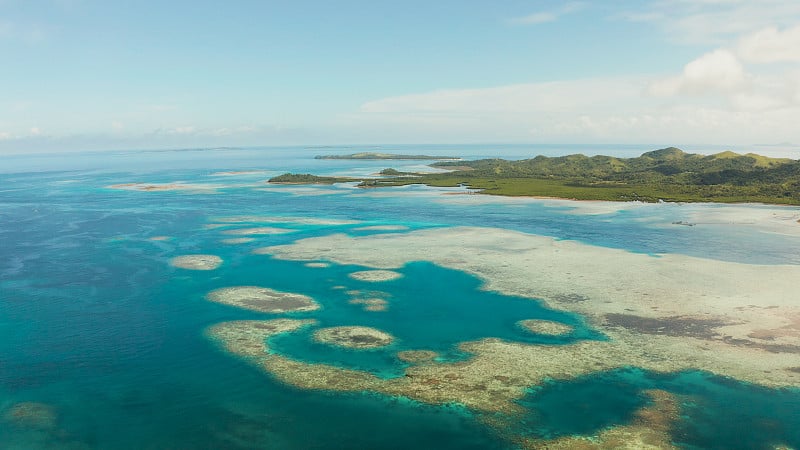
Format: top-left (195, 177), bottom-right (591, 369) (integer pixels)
top-left (2, 0), bottom-right (800, 153)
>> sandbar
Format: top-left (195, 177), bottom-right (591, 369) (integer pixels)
top-left (207, 286), bottom-right (319, 313)
top-left (347, 270), bottom-right (403, 282)
top-left (213, 216), bottom-right (359, 225)
top-left (221, 237), bottom-right (256, 244)
top-left (517, 319), bottom-right (573, 336)
top-left (304, 262), bottom-right (331, 268)
top-left (352, 225), bottom-right (409, 231)
top-left (313, 326), bottom-right (394, 349)
top-left (169, 254), bottom-right (222, 270)
top-left (222, 227), bottom-right (296, 235)
top-left (148, 236), bottom-right (172, 241)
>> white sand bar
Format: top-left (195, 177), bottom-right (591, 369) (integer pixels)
top-left (170, 255), bottom-right (222, 270)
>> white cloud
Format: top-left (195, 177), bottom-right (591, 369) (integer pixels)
top-left (737, 25), bottom-right (800, 63)
top-left (619, 0), bottom-right (800, 44)
top-left (509, 2), bottom-right (585, 26)
top-left (649, 49), bottom-right (749, 96)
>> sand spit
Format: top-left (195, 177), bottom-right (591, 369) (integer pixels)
top-left (313, 326), bottom-right (395, 349)
top-left (520, 389), bottom-right (679, 449)
top-left (517, 319), bottom-right (573, 336)
top-left (347, 270), bottom-right (403, 282)
top-left (2, 402), bottom-right (58, 430)
top-left (397, 350), bottom-right (439, 364)
top-left (352, 225), bottom-right (409, 231)
top-left (170, 255), bottom-right (222, 270)
top-left (213, 216), bottom-right (360, 226)
top-left (221, 238), bottom-right (256, 244)
top-left (222, 227), bottom-right (296, 235)
top-left (207, 286), bottom-right (319, 313)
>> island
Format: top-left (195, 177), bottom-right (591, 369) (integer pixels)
top-left (314, 152), bottom-right (460, 160)
top-left (274, 148), bottom-right (800, 205)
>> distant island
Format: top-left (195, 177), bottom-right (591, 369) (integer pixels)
top-left (271, 148), bottom-right (800, 205)
top-left (315, 152), bottom-right (460, 160)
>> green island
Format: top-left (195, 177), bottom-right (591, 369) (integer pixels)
top-left (271, 148), bottom-right (800, 204)
top-left (314, 152), bottom-right (460, 160)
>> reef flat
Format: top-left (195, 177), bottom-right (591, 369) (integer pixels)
top-left (207, 286), bottom-right (320, 313)
top-left (227, 225), bottom-right (800, 412)
top-left (517, 319), bottom-right (573, 336)
top-left (169, 255), bottom-right (222, 270)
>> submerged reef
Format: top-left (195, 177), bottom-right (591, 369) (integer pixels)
top-left (2, 402), bottom-right (58, 430)
top-left (348, 270), bottom-right (403, 282)
top-left (313, 326), bottom-right (395, 349)
top-left (348, 297), bottom-right (388, 312)
top-left (517, 319), bottom-right (573, 336)
top-left (169, 255), bottom-right (222, 270)
top-left (207, 286), bottom-right (319, 313)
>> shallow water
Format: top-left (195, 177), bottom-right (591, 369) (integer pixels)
top-left (2, 146), bottom-right (800, 448)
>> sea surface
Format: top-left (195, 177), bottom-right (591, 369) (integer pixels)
top-left (1, 145), bottom-right (800, 449)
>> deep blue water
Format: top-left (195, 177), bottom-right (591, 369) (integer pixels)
top-left (2, 146), bottom-right (800, 448)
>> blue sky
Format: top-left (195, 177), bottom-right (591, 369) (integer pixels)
top-left (2, 0), bottom-right (800, 152)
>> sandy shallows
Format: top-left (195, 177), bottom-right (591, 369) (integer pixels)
top-left (220, 237), bottom-right (256, 244)
top-left (2, 402), bottom-right (58, 430)
top-left (148, 236), bottom-right (172, 241)
top-left (517, 319), bottom-right (573, 336)
top-left (347, 270), bottom-right (403, 282)
top-left (169, 255), bottom-right (222, 270)
top-left (313, 326), bottom-right (395, 349)
top-left (222, 227), bottom-right (296, 235)
top-left (207, 286), bottom-right (319, 313)
top-left (304, 262), bottom-right (331, 268)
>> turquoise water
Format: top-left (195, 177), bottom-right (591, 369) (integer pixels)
top-left (516, 368), bottom-right (800, 449)
top-left (2, 146), bottom-right (800, 448)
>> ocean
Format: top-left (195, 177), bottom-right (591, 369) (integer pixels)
top-left (1, 145), bottom-right (799, 449)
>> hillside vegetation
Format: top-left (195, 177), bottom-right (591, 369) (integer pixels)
top-left (366, 148), bottom-right (800, 204)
